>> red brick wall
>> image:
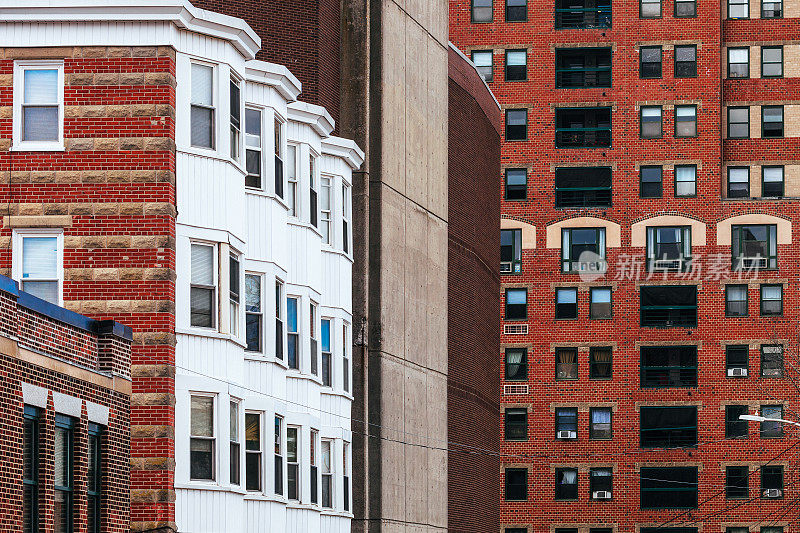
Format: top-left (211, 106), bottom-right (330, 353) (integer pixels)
top-left (450, 0), bottom-right (800, 531)
top-left (190, 0), bottom-right (342, 123)
top-left (448, 46), bottom-right (502, 533)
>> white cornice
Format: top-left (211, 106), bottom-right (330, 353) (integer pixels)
top-left (287, 101), bottom-right (335, 138)
top-left (321, 137), bottom-right (364, 170)
top-left (0, 0), bottom-right (261, 59)
top-left (245, 60), bottom-right (302, 102)
top-left (448, 41), bottom-right (500, 111)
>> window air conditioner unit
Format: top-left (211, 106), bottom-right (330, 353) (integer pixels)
top-left (740, 257), bottom-right (767, 269)
top-left (592, 491), bottom-right (612, 500)
top-left (764, 488), bottom-right (782, 498)
top-left (557, 430), bottom-right (577, 440)
top-left (504, 384), bottom-right (529, 395)
top-left (504, 324), bottom-right (528, 335)
top-left (653, 259), bottom-right (682, 270)
top-left (500, 262), bottom-right (512, 273)
top-left (727, 367), bottom-right (748, 377)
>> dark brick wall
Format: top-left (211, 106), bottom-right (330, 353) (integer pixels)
top-left (191, 0), bottom-right (341, 123)
top-left (448, 47), bottom-right (502, 533)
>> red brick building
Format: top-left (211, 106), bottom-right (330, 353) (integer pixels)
top-left (0, 274), bottom-right (131, 533)
top-left (450, 0), bottom-right (800, 531)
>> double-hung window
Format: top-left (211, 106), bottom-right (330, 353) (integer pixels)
top-left (640, 467), bottom-right (698, 509)
top-left (675, 106), bottom-right (697, 137)
top-left (728, 48), bottom-right (750, 78)
top-left (275, 280), bottom-right (284, 360)
top-left (321, 318), bottom-right (332, 387)
top-left (555, 48), bottom-right (612, 88)
top-left (555, 468), bottom-right (578, 500)
top-left (762, 0), bottom-right (782, 16)
top-left (505, 348), bottom-right (528, 381)
top-left (245, 274), bottom-right (263, 352)
top-left (760, 284), bottom-right (782, 315)
top-left (761, 466), bottom-right (784, 497)
top-left (321, 440), bottom-right (333, 507)
top-left (762, 106), bottom-right (784, 138)
top-left (472, 0), bottom-right (493, 21)
top-left (640, 47), bottom-right (662, 78)
top-left (726, 405), bottom-right (749, 438)
top-left (731, 224), bottom-right (777, 270)
top-left (590, 288), bottom-right (612, 319)
top-left (287, 145), bottom-right (299, 216)
top-left (726, 345), bottom-right (749, 376)
top-left (761, 46), bottom-right (783, 78)
top-left (555, 407), bottom-right (578, 439)
top-left (320, 176), bottom-right (333, 244)
top-left (728, 0), bottom-right (749, 17)
top-left (190, 396), bottom-right (215, 481)
top-left (640, 166), bottom-right (663, 198)
top-left (555, 0), bottom-right (612, 28)
top-left (761, 345), bottom-right (783, 377)
top-left (229, 254), bottom-right (241, 336)
top-left (555, 287), bottom-right (577, 319)
top-left (760, 405), bottom-right (783, 437)
top-left (54, 415), bottom-right (74, 533)
top-left (590, 468), bottom-right (613, 498)
top-left (310, 302), bottom-right (319, 376)
top-left (245, 108), bottom-right (263, 189)
top-left (506, 109), bottom-right (528, 141)
top-left (87, 423), bottom-right (101, 533)
top-left (471, 50), bottom-right (493, 82)
top-left (342, 183), bottom-right (351, 253)
top-left (230, 401), bottom-right (240, 486)
top-left (191, 63), bottom-right (215, 149)
top-left (274, 416), bottom-right (283, 495)
top-left (23, 406), bottom-right (39, 533)
top-left (190, 243), bottom-right (216, 328)
top-left (17, 232), bottom-right (62, 305)
top-left (309, 155), bottom-right (319, 227)
top-left (506, 0), bottom-right (528, 20)
top-left (675, 0), bottom-right (696, 15)
top-left (15, 61), bottom-right (64, 149)
top-left (640, 345), bottom-right (698, 387)
top-left (640, 285), bottom-right (697, 327)
top-left (343, 443), bottom-right (351, 511)
top-left (589, 346), bottom-right (612, 378)
top-left (640, 106), bottom-right (662, 138)
top-left (505, 169), bottom-right (527, 200)
top-left (727, 167), bottom-right (750, 198)
top-left (726, 285), bottom-right (748, 316)
top-left (505, 288), bottom-right (527, 320)
top-left (674, 46), bottom-right (697, 77)
top-left (561, 227), bottom-right (605, 272)
top-left (310, 430), bottom-right (319, 504)
top-left (556, 347), bottom-right (578, 380)
top-left (287, 297), bottom-right (300, 369)
top-left (640, 406), bottom-right (698, 447)
top-left (555, 167), bottom-right (612, 207)
top-left (762, 166), bottom-right (784, 197)
top-left (726, 466), bottom-right (749, 499)
top-left (229, 78), bottom-right (241, 160)
top-left (501, 229), bottom-right (522, 273)
top-left (505, 49), bottom-right (527, 81)
top-left (505, 468), bottom-right (527, 501)
top-left (343, 323), bottom-right (351, 392)
top-left (555, 107), bottom-right (612, 148)
top-left (274, 118), bottom-right (284, 198)
top-left (647, 226), bottom-right (691, 271)
top-left (675, 165), bottom-right (697, 197)
top-left (287, 427), bottom-right (300, 500)
top-left (728, 106), bottom-right (750, 138)
top-left (590, 407), bottom-right (612, 439)
top-left (505, 408), bottom-right (528, 441)
top-left (640, 0), bottom-right (662, 17)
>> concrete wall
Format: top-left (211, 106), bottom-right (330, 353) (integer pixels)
top-left (342, 1), bottom-right (450, 531)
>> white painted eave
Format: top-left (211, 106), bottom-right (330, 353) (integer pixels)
top-left (245, 60), bottom-right (302, 102)
top-left (322, 137), bottom-right (364, 170)
top-left (287, 101), bottom-right (335, 137)
top-left (0, 0), bottom-right (261, 59)
top-left (448, 41), bottom-right (501, 111)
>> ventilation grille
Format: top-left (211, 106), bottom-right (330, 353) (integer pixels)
top-left (504, 324), bottom-right (528, 335)
top-left (504, 384), bottom-right (529, 395)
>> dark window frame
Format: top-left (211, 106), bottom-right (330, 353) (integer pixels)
top-left (761, 345), bottom-right (783, 378)
top-left (762, 105), bottom-right (784, 138)
top-left (505, 288), bottom-right (528, 321)
top-left (505, 347), bottom-right (528, 381)
top-left (646, 225), bottom-right (692, 272)
top-left (555, 47), bottom-right (612, 89)
top-left (675, 165), bottom-right (697, 197)
top-left (640, 467), bottom-right (698, 509)
top-left (470, 50), bottom-right (494, 83)
top-left (561, 227), bottom-right (606, 272)
top-left (726, 465), bottom-right (749, 499)
top-left (23, 405), bottom-right (39, 533)
top-left (555, 407), bottom-right (578, 439)
top-left (54, 414), bottom-right (74, 533)
top-left (761, 0), bottom-right (783, 18)
top-left (675, 105), bottom-right (698, 138)
top-left (728, 0), bottom-right (750, 17)
top-left (589, 346), bottom-right (613, 378)
top-left (727, 166), bottom-right (750, 198)
top-left (505, 168), bottom-right (527, 201)
top-left (505, 468), bottom-right (528, 501)
top-left (639, 285), bottom-right (698, 328)
top-left (555, 467), bottom-right (579, 500)
top-left (471, 0), bottom-right (494, 22)
top-left (761, 165), bottom-right (784, 198)
top-left (727, 106), bottom-right (750, 138)
top-left (675, 0), bottom-right (697, 16)
top-left (760, 284), bottom-right (783, 316)
top-left (505, 49), bottom-right (528, 81)
top-left (589, 407), bottom-right (613, 440)
top-left (640, 165), bottom-right (663, 198)
top-left (640, 46), bottom-right (663, 79)
top-left (728, 47), bottom-right (750, 78)
top-left (674, 45), bottom-right (698, 78)
top-left (640, 406), bottom-right (698, 448)
top-left (726, 404), bottom-right (749, 438)
top-left (761, 46), bottom-right (783, 78)
top-left (589, 287), bottom-right (612, 320)
top-left (640, 106), bottom-right (663, 139)
top-left (505, 408), bottom-right (528, 441)
top-left (501, 228), bottom-right (523, 274)
top-left (590, 467), bottom-right (613, 497)
top-left (725, 284), bottom-right (749, 317)
top-left (555, 287), bottom-right (578, 320)
top-left (640, 345), bottom-right (698, 387)
top-left (556, 347), bottom-right (579, 380)
top-left (760, 405), bottom-right (784, 438)
top-left (506, 0), bottom-right (529, 21)
top-left (761, 465), bottom-right (784, 497)
top-left (726, 345), bottom-right (749, 374)
top-left (87, 423), bottom-right (102, 533)
top-left (554, 166), bottom-right (612, 208)
top-left (731, 224), bottom-right (777, 270)
top-left (506, 109), bottom-right (528, 141)
top-left (554, 107), bottom-right (612, 148)
top-left (640, 0), bottom-right (663, 18)
top-left (555, 0), bottom-right (612, 29)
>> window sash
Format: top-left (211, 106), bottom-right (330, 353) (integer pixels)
top-left (726, 405), bottom-right (749, 438)
top-left (640, 345), bottom-right (698, 387)
top-left (505, 348), bottom-right (528, 381)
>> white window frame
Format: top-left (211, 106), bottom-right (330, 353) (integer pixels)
top-left (321, 317), bottom-right (333, 387)
top-left (343, 441), bottom-right (351, 512)
top-left (310, 301), bottom-right (319, 377)
top-left (343, 322), bottom-right (351, 393)
top-left (245, 272), bottom-right (264, 353)
top-left (229, 75), bottom-right (242, 162)
top-left (245, 410), bottom-right (264, 493)
top-left (190, 241), bottom-right (218, 330)
top-left (342, 182), bottom-right (351, 254)
top-left (287, 143), bottom-right (300, 217)
top-left (189, 392), bottom-right (217, 482)
top-left (229, 251), bottom-right (242, 337)
top-left (310, 429), bottom-right (319, 505)
top-left (12, 60), bottom-right (65, 152)
top-left (275, 279), bottom-right (286, 362)
top-left (12, 229), bottom-right (64, 306)
top-left (190, 61), bottom-right (217, 150)
top-left (274, 114), bottom-right (286, 199)
top-left (286, 425), bottom-right (301, 501)
top-left (274, 415), bottom-right (285, 496)
top-left (320, 175), bottom-right (333, 245)
top-left (230, 399), bottom-right (241, 486)
top-left (321, 439), bottom-right (334, 508)
top-left (309, 151), bottom-right (319, 227)
top-left (287, 295), bottom-right (301, 370)
top-left (245, 106), bottom-right (264, 190)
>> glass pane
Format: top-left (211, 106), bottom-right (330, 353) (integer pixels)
top-left (321, 319), bottom-right (331, 352)
top-left (507, 51), bottom-right (526, 65)
top-left (24, 69), bottom-right (58, 103)
top-left (557, 288), bottom-right (577, 304)
top-left (245, 274), bottom-right (261, 312)
top-left (54, 427), bottom-right (69, 487)
top-left (190, 439), bottom-right (213, 479)
top-left (246, 413), bottom-right (261, 451)
top-left (230, 402), bottom-right (239, 442)
top-left (190, 106), bottom-right (213, 148)
top-left (472, 51), bottom-right (492, 67)
top-left (54, 490), bottom-right (68, 533)
top-left (191, 244), bottom-right (213, 285)
top-left (191, 396), bottom-right (214, 437)
top-left (22, 281), bottom-right (58, 304)
top-left (763, 167), bottom-right (783, 182)
top-left (191, 64), bottom-right (213, 106)
top-left (22, 237), bottom-right (58, 279)
top-left (287, 427), bottom-right (298, 462)
top-left (592, 288), bottom-right (611, 303)
top-left (507, 289), bottom-right (526, 305)
top-left (676, 47), bottom-right (696, 61)
top-left (729, 48), bottom-right (748, 62)
top-left (23, 107), bottom-right (59, 141)
top-left (245, 108), bottom-right (261, 145)
top-left (321, 440), bottom-right (332, 473)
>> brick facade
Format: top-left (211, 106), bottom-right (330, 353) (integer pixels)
top-left (450, 0), bottom-right (800, 531)
top-left (0, 275), bottom-right (131, 533)
top-left (0, 45), bottom-right (177, 531)
top-left (448, 45), bottom-right (502, 533)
